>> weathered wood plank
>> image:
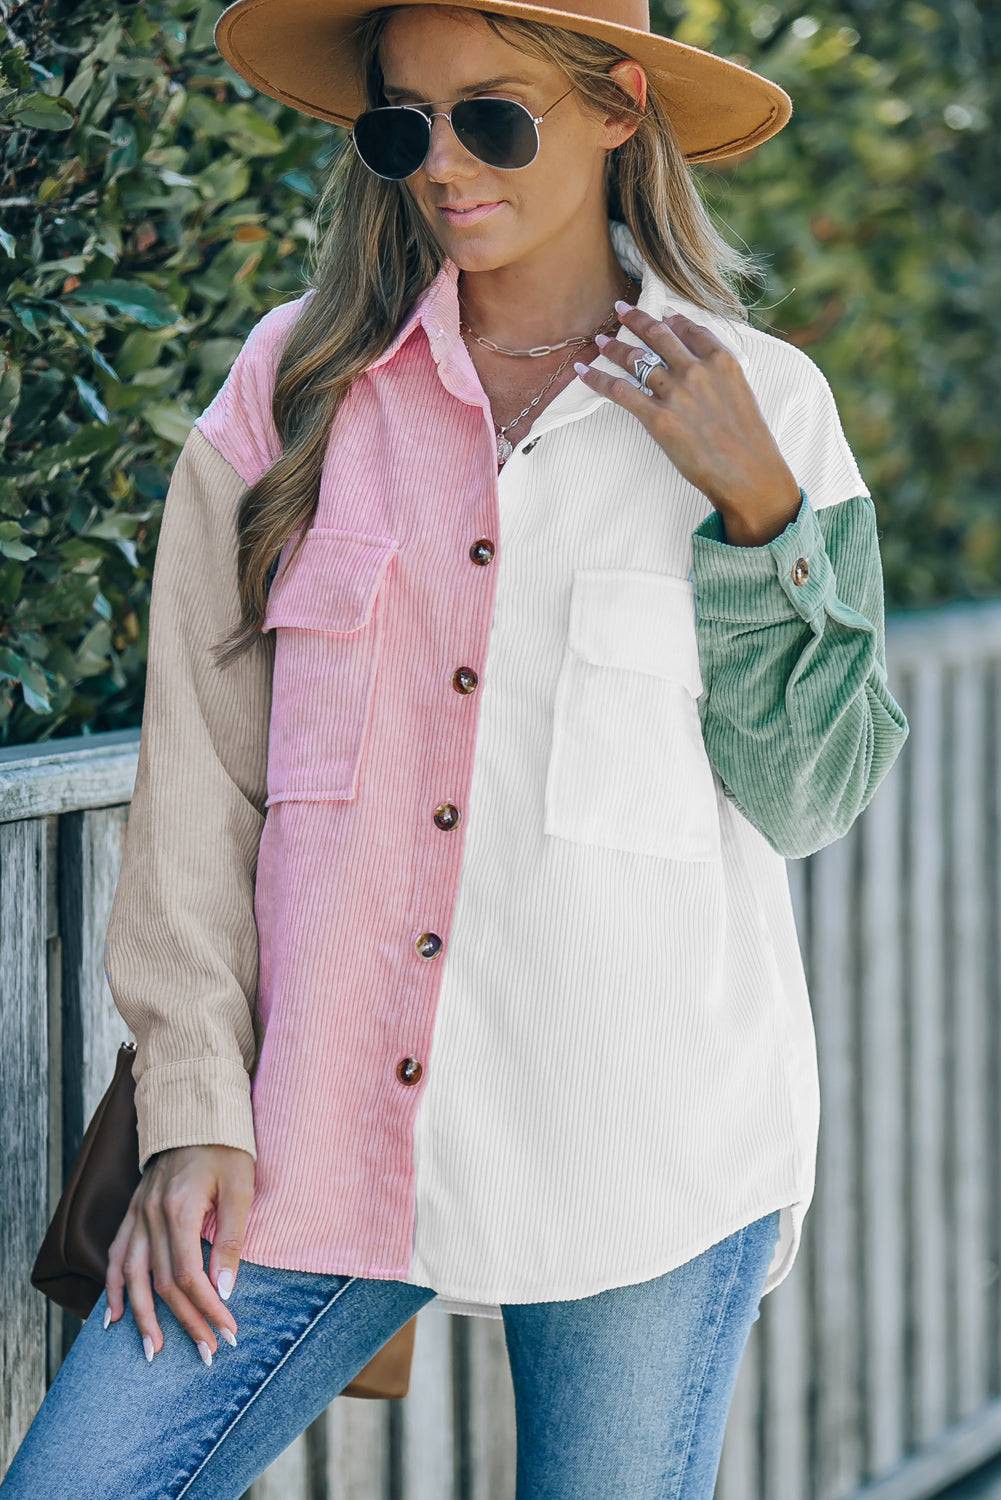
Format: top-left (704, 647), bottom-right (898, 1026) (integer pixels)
top-left (401, 1302), bottom-right (456, 1500)
top-left (58, 807), bottom-right (132, 1173)
top-left (906, 667), bottom-right (949, 1446)
top-left (325, 1396), bottom-right (391, 1499)
top-left (860, 756), bottom-right (907, 1476)
top-left (851, 1395), bottom-right (1001, 1500)
top-left (991, 662), bottom-right (1001, 1405)
top-left (44, 816), bottom-right (64, 1389)
top-left (950, 664), bottom-right (990, 1421)
top-left (761, 1250), bottom-right (810, 1500)
top-left (886, 600), bottom-right (1001, 670)
top-left (810, 829), bottom-right (864, 1499)
top-left (466, 1315), bottom-right (516, 1500)
top-left (0, 728), bottom-right (139, 824)
top-left (0, 818), bottom-right (49, 1476)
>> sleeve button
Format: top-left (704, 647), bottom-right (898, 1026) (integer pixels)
top-left (792, 557), bottom-right (809, 586)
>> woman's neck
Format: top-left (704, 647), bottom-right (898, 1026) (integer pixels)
top-left (456, 227), bottom-right (633, 349)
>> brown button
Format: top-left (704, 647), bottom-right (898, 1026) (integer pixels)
top-left (415, 931), bottom-right (443, 959)
top-left (397, 1057), bottom-right (423, 1086)
top-left (791, 557), bottom-right (810, 586)
top-left (452, 667), bottom-right (478, 694)
top-left (469, 538), bottom-right (495, 566)
top-left (433, 802), bottom-right (461, 831)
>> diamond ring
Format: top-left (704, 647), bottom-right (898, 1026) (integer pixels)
top-left (633, 348), bottom-right (666, 397)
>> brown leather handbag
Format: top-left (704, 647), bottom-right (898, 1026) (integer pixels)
top-left (31, 1042), bottom-right (416, 1398)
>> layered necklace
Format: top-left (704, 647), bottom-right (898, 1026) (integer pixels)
top-left (459, 273), bottom-right (641, 466)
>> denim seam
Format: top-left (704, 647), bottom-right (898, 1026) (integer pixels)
top-left (665, 1227), bottom-right (749, 1500)
top-left (173, 1275), bottom-right (360, 1499)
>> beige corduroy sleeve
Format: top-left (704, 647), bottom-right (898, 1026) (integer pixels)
top-left (104, 426), bottom-right (274, 1171)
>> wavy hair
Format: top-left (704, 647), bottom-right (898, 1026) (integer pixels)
top-left (213, 5), bottom-right (754, 665)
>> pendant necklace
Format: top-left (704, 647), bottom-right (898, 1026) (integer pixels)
top-left (459, 275), bottom-right (640, 467)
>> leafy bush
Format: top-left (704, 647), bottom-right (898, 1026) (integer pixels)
top-left (0, 0), bottom-right (327, 740)
top-left (0, 0), bottom-right (997, 743)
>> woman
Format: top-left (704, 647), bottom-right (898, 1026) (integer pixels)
top-left (1, 0), bottom-right (909, 1494)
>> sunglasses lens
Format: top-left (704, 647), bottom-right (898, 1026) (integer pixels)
top-left (352, 108), bottom-right (430, 178)
top-left (451, 98), bottom-right (539, 169)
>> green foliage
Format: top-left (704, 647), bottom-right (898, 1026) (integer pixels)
top-left (0, 0), bottom-right (328, 741)
top-left (0, 0), bottom-right (997, 742)
top-left (675, 0), bottom-right (1000, 610)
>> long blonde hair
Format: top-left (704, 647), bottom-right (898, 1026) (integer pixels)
top-left (214, 5), bottom-right (753, 665)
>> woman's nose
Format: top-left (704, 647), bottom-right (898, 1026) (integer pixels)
top-left (423, 113), bottom-right (477, 180)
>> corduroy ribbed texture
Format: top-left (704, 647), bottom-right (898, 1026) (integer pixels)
top-left (104, 221), bottom-right (908, 1319)
top-left (103, 432), bottom-right (273, 1169)
top-left (692, 493), bottom-right (908, 860)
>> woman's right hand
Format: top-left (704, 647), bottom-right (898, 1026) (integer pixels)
top-left (104, 1143), bottom-right (255, 1364)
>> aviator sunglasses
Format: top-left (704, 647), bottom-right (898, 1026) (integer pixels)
top-left (351, 86), bottom-right (575, 180)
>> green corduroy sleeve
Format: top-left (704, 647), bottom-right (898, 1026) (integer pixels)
top-left (690, 490), bottom-right (909, 860)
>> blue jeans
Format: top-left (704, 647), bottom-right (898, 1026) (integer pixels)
top-left (2, 1210), bottom-right (779, 1499)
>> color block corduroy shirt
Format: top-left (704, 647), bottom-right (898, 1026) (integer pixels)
top-left (104, 220), bottom-right (909, 1318)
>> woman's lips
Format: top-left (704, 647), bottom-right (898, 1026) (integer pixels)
top-left (438, 201), bottom-right (503, 226)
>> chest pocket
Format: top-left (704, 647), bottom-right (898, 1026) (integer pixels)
top-left (544, 569), bottom-right (721, 861)
top-left (262, 528), bottom-right (398, 806)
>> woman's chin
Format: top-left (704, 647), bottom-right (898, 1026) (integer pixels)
top-left (421, 211), bottom-right (525, 271)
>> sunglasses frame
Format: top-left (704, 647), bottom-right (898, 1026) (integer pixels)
top-left (351, 85), bottom-right (575, 180)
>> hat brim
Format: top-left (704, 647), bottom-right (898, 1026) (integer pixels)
top-left (215, 0), bottom-right (791, 162)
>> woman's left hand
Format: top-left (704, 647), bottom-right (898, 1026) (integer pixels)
top-left (576, 305), bottom-right (802, 547)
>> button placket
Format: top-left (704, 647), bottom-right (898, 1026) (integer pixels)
top-left (401, 458), bottom-right (500, 1121)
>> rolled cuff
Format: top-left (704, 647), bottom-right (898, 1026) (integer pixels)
top-left (134, 1055), bottom-right (257, 1172)
top-left (691, 491), bottom-right (836, 629)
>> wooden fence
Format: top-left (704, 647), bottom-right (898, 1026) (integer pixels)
top-left (2, 597), bottom-right (1001, 1499)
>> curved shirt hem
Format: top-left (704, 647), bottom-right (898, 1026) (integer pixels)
top-left (410, 1196), bottom-right (806, 1320)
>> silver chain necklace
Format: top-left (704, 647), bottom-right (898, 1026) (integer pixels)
top-left (489, 343), bottom-right (581, 465)
top-left (460, 275), bottom-right (639, 466)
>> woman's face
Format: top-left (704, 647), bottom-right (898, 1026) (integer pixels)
top-left (376, 7), bottom-right (640, 273)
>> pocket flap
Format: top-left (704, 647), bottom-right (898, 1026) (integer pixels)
top-left (263, 528), bottom-right (398, 634)
top-left (568, 570), bottom-right (703, 698)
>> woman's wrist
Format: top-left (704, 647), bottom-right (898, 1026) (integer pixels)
top-left (714, 482), bottom-right (803, 548)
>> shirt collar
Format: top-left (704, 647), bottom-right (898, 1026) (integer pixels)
top-left (363, 219), bottom-right (747, 423)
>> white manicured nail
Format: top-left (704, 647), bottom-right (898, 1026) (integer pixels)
top-left (615, 300), bottom-right (634, 315)
top-left (103, 1306), bottom-right (112, 1330)
top-left (220, 1327), bottom-right (238, 1348)
top-left (573, 362), bottom-right (590, 377)
top-left (217, 1268), bottom-right (234, 1301)
top-left (595, 333), bottom-right (611, 347)
top-left (197, 1341), bottom-right (213, 1367)
top-left (143, 1334), bottom-right (154, 1363)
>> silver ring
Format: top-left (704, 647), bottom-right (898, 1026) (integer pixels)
top-left (633, 348), bottom-right (666, 397)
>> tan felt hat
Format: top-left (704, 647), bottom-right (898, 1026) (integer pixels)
top-left (214, 0), bottom-right (792, 163)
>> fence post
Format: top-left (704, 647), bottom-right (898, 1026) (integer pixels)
top-left (0, 818), bottom-right (49, 1474)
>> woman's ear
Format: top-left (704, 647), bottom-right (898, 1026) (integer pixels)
top-left (602, 59), bottom-right (648, 149)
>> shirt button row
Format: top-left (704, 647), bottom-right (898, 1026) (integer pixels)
top-left (469, 538), bottom-right (494, 566)
top-left (792, 557), bottom-right (810, 586)
top-left (397, 1056), bottom-right (423, 1086)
